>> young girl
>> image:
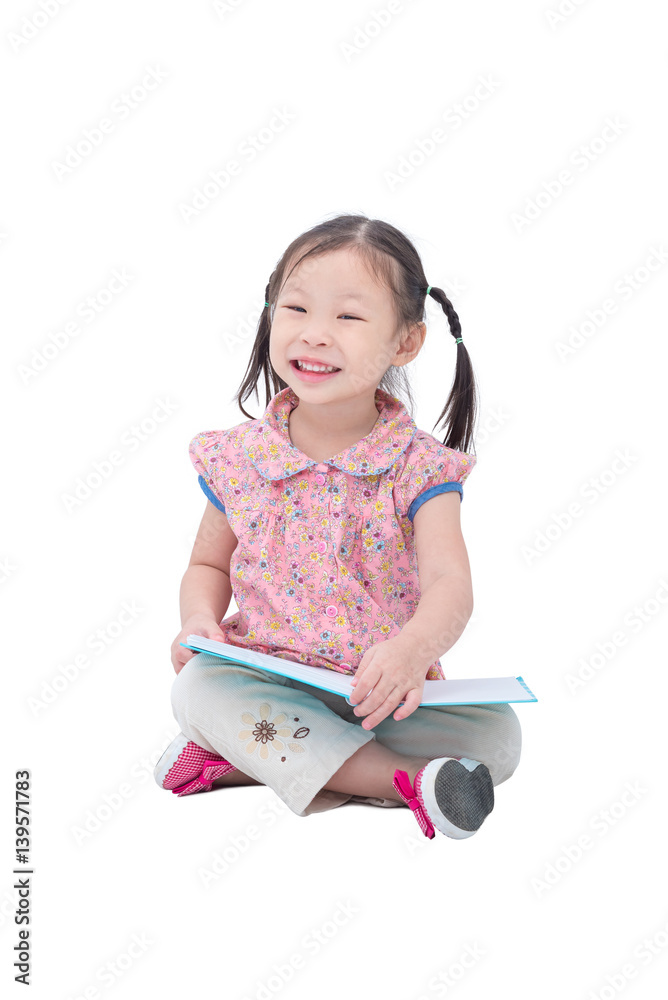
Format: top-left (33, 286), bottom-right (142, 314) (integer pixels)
top-left (154, 214), bottom-right (522, 841)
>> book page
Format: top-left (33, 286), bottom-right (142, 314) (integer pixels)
top-left (183, 636), bottom-right (538, 706)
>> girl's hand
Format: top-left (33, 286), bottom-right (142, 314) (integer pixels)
top-left (347, 635), bottom-right (429, 729)
top-left (171, 615), bottom-right (227, 674)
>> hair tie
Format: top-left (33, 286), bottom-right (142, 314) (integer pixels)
top-left (265, 301), bottom-right (269, 307)
top-left (426, 286), bottom-right (432, 295)
top-left (455, 337), bottom-right (463, 344)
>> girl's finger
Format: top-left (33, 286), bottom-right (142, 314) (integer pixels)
top-left (348, 667), bottom-right (377, 704)
top-left (203, 627), bottom-right (226, 642)
top-left (354, 683), bottom-right (397, 720)
top-left (392, 689), bottom-right (421, 721)
top-left (352, 684), bottom-right (377, 710)
top-left (358, 689), bottom-right (402, 730)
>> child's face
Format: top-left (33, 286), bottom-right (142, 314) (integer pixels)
top-left (269, 248), bottom-right (424, 403)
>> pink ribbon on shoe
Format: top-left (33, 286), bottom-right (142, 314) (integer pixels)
top-left (392, 770), bottom-right (435, 839)
top-left (173, 760), bottom-right (236, 796)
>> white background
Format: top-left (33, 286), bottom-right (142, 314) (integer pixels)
top-left (3, 0), bottom-right (667, 997)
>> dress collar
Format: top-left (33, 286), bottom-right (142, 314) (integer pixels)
top-left (243, 385), bottom-right (417, 479)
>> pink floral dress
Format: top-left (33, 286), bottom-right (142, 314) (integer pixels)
top-left (189, 385), bottom-right (476, 680)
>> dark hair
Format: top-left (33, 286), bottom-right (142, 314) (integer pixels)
top-left (234, 213), bottom-right (478, 454)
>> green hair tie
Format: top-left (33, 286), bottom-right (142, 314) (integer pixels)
top-left (265, 301), bottom-right (270, 307)
top-left (426, 286), bottom-right (432, 295)
top-left (455, 337), bottom-right (463, 344)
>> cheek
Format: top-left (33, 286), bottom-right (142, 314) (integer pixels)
top-left (267, 335), bottom-right (282, 366)
top-left (270, 323), bottom-right (296, 357)
top-left (268, 337), bottom-right (292, 378)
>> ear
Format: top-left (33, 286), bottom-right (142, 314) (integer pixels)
top-left (391, 321), bottom-right (427, 368)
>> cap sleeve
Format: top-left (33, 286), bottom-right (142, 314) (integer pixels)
top-left (189, 430), bottom-right (228, 514)
top-left (395, 433), bottom-right (477, 522)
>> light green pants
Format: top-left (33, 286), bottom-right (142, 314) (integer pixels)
top-left (171, 652), bottom-right (522, 817)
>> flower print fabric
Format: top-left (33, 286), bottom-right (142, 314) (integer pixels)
top-left (237, 703), bottom-right (309, 761)
top-left (189, 386), bottom-right (476, 681)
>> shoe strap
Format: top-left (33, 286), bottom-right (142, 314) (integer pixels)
top-left (392, 770), bottom-right (435, 839)
top-left (202, 761), bottom-right (236, 781)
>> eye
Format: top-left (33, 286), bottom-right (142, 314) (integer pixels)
top-left (283, 306), bottom-right (362, 320)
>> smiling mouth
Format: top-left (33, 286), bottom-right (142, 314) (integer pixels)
top-left (291, 359), bottom-right (341, 373)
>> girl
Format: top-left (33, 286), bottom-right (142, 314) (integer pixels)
top-left (154, 214), bottom-right (522, 841)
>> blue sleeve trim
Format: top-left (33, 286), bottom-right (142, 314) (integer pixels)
top-left (408, 482), bottom-right (463, 522)
top-left (197, 474), bottom-right (226, 513)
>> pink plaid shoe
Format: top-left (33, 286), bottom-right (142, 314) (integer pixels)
top-left (393, 756), bottom-right (494, 840)
top-left (154, 733), bottom-right (237, 797)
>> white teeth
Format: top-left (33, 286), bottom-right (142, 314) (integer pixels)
top-left (296, 360), bottom-right (339, 372)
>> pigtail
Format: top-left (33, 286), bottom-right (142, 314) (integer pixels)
top-left (427, 286), bottom-right (478, 455)
top-left (234, 280), bottom-right (288, 419)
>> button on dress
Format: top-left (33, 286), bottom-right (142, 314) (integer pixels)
top-left (189, 386), bottom-right (476, 680)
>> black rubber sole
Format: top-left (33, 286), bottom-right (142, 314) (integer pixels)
top-left (434, 759), bottom-right (495, 832)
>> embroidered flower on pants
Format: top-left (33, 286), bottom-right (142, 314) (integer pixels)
top-left (237, 702), bottom-right (309, 760)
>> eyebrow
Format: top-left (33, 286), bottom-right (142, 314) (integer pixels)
top-left (281, 285), bottom-right (370, 303)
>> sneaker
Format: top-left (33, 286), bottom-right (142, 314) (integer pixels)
top-left (392, 756), bottom-right (494, 840)
top-left (154, 732), bottom-right (237, 797)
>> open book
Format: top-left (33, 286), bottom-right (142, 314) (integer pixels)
top-left (181, 636), bottom-right (538, 707)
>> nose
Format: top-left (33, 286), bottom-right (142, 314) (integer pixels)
top-left (298, 323), bottom-right (334, 347)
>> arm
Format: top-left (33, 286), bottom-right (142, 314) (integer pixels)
top-left (398, 490), bottom-right (474, 672)
top-left (348, 490), bottom-right (473, 725)
top-left (172, 500), bottom-right (239, 672)
top-left (181, 499), bottom-right (238, 623)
